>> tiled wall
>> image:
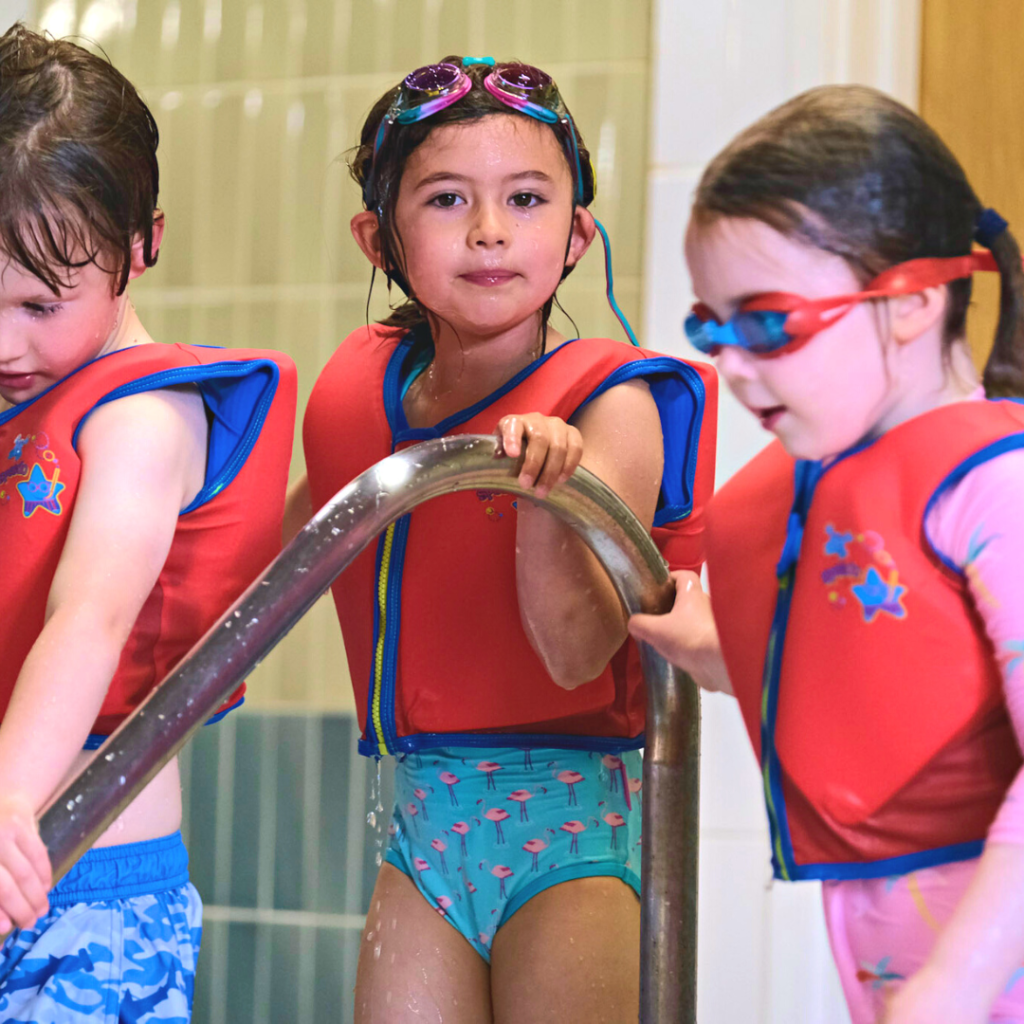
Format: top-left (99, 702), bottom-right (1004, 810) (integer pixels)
top-left (179, 712), bottom-right (396, 1024)
top-left (29, 0), bottom-right (654, 713)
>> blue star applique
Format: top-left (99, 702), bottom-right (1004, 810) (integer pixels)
top-left (16, 463), bottom-right (65, 518)
top-left (852, 566), bottom-right (907, 623)
top-left (824, 524), bottom-right (854, 558)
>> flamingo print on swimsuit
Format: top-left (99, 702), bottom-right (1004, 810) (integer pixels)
top-left (451, 821), bottom-right (470, 856)
top-left (561, 820), bottom-right (585, 853)
top-left (557, 769), bottom-right (584, 806)
top-left (439, 770), bottom-right (460, 805)
top-left (430, 838), bottom-right (449, 873)
top-left (384, 747), bottom-right (642, 961)
top-left (602, 754), bottom-right (623, 793)
top-left (414, 787), bottom-right (432, 820)
top-left (508, 790), bottom-right (532, 821)
top-left (477, 761), bottom-right (503, 789)
top-left (485, 807), bottom-right (510, 843)
top-left (522, 829), bottom-right (557, 872)
top-left (604, 812), bottom-right (626, 849)
top-left (523, 838), bottom-right (548, 871)
top-left (491, 865), bottom-right (514, 899)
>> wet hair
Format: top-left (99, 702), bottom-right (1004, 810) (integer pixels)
top-left (349, 57), bottom-right (595, 333)
top-left (0, 22), bottom-right (161, 296)
top-left (693, 85), bottom-right (1024, 398)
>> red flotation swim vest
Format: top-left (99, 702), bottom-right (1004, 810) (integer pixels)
top-left (0, 343), bottom-right (297, 741)
top-left (304, 325), bottom-right (718, 756)
top-left (705, 400), bottom-right (1024, 880)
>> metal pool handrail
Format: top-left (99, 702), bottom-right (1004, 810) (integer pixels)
top-left (37, 434), bottom-right (700, 1023)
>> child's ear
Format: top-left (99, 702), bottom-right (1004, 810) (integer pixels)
top-left (127, 211), bottom-right (165, 282)
top-left (565, 206), bottom-right (597, 270)
top-left (891, 285), bottom-right (948, 344)
top-left (351, 211), bottom-right (386, 270)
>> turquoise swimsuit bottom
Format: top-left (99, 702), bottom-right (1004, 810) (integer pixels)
top-left (386, 745), bottom-right (642, 961)
top-left (0, 832), bottom-right (202, 1023)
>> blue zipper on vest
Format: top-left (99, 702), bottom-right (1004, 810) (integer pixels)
top-left (368, 514), bottom-right (411, 755)
top-left (760, 459), bottom-right (823, 880)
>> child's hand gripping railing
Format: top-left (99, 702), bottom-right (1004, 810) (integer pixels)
top-left (35, 434), bottom-right (701, 1023)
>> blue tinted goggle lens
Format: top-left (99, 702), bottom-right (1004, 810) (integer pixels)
top-left (684, 309), bottom-right (793, 355)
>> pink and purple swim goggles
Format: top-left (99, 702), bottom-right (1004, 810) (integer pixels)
top-left (363, 58), bottom-right (585, 207)
top-left (362, 57), bottom-right (638, 347)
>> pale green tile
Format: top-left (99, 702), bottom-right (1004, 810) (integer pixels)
top-left (121, 0), bottom-right (171, 88)
top-left (251, 1), bottom-right (294, 82)
top-left (300, 0), bottom-right (337, 78)
top-left (211, 0), bottom-right (250, 83)
top-left (149, 99), bottom-right (200, 288)
top-left (163, 0), bottom-right (205, 87)
top-left (607, 0), bottom-right (651, 62)
top-left (159, 306), bottom-right (194, 347)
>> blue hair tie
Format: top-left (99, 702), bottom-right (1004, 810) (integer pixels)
top-left (975, 208), bottom-right (1009, 248)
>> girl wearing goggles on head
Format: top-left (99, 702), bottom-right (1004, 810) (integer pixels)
top-left (631, 84), bottom-right (1024, 1024)
top-left (286, 56), bottom-right (717, 1023)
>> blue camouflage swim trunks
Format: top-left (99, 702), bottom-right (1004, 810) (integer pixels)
top-left (386, 745), bottom-right (643, 961)
top-left (0, 831), bottom-right (201, 1023)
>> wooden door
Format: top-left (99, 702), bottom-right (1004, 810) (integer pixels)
top-left (920, 0), bottom-right (1024, 366)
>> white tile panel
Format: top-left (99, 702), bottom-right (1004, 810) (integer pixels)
top-left (699, 692), bottom-right (768, 835)
top-left (697, 834), bottom-right (773, 1023)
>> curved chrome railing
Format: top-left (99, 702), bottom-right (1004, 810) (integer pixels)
top-left (37, 434), bottom-right (700, 1023)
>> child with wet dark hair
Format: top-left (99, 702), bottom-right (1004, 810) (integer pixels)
top-left (289, 56), bottom-right (717, 1023)
top-left (0, 24), bottom-right (296, 1020)
top-left (631, 85), bottom-right (1024, 1023)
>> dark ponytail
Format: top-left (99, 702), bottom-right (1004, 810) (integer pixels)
top-left (981, 226), bottom-right (1024, 397)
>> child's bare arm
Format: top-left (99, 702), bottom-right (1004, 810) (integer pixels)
top-left (0, 387), bottom-right (206, 931)
top-left (502, 380), bottom-right (663, 689)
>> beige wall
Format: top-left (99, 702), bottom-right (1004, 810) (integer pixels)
top-left (29, 0), bottom-right (655, 711)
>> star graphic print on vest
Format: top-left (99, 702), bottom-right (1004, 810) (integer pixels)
top-left (821, 524), bottom-right (908, 623)
top-left (16, 462), bottom-right (65, 518)
top-left (1, 429), bottom-right (64, 518)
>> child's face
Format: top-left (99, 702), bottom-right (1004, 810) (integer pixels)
top-left (0, 256), bottom-right (128, 404)
top-left (385, 114), bottom-right (589, 339)
top-left (685, 216), bottom-right (897, 461)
